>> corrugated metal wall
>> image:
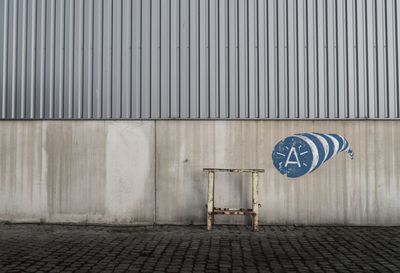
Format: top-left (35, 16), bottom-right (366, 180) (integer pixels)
top-left (0, 0), bottom-right (399, 119)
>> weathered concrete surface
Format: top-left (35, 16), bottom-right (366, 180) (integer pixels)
top-left (0, 122), bottom-right (46, 221)
top-left (45, 122), bottom-right (106, 223)
top-left (104, 122), bottom-right (155, 224)
top-left (0, 121), bottom-right (155, 224)
top-left (1, 120), bottom-right (399, 225)
top-left (156, 120), bottom-right (400, 225)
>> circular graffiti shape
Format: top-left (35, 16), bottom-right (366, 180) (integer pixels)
top-left (272, 133), bottom-right (354, 178)
top-left (272, 136), bottom-right (315, 178)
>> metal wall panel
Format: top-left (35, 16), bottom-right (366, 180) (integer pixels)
top-left (0, 0), bottom-right (399, 119)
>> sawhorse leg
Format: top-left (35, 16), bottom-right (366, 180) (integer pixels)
top-left (252, 172), bottom-right (259, 231)
top-left (207, 171), bottom-right (215, 230)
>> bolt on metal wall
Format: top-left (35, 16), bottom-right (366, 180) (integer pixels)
top-left (0, 0), bottom-right (399, 119)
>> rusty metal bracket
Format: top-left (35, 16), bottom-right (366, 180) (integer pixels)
top-left (203, 168), bottom-right (265, 231)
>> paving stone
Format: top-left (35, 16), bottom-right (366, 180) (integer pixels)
top-left (0, 224), bottom-right (399, 272)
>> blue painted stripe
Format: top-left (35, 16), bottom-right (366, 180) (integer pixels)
top-left (329, 134), bottom-right (344, 152)
top-left (342, 138), bottom-right (349, 151)
top-left (298, 133), bottom-right (325, 172)
top-left (314, 133), bottom-right (335, 162)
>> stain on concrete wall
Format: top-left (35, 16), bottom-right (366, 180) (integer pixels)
top-left (0, 122), bottom-right (46, 221)
top-left (45, 122), bottom-right (107, 221)
top-left (0, 121), bottom-right (155, 224)
top-left (105, 121), bottom-right (155, 224)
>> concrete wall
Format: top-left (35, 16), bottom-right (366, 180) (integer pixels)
top-left (0, 120), bottom-right (399, 225)
top-left (0, 121), bottom-right (155, 224)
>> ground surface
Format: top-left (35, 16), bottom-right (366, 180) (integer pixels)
top-left (0, 224), bottom-right (399, 273)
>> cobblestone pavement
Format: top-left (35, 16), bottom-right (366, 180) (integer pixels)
top-left (0, 224), bottom-right (399, 273)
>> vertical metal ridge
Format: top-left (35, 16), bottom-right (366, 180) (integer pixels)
top-left (374, 0), bottom-right (379, 117)
top-left (129, 0), bottom-right (133, 118)
top-left (256, 0), bottom-right (260, 118)
top-left (225, 0), bottom-right (228, 118)
top-left (305, 0), bottom-right (310, 118)
top-left (295, 0), bottom-right (300, 118)
top-left (384, 0), bottom-right (389, 117)
top-left (217, 0), bottom-right (220, 118)
top-left (29, 0), bottom-right (36, 119)
top-left (158, 0), bottom-right (161, 118)
top-left (178, 0), bottom-right (181, 118)
top-left (395, 0), bottom-right (400, 117)
top-left (169, 0), bottom-right (172, 118)
top-left (100, 0), bottom-right (104, 118)
top-left (80, 0), bottom-right (85, 118)
top-left (198, 0), bottom-right (200, 118)
top-left (354, 0), bottom-right (360, 118)
top-left (120, 0), bottom-right (123, 118)
top-left (20, 0), bottom-right (27, 118)
top-left (323, 0), bottom-right (329, 118)
top-left (275, 0), bottom-right (279, 118)
top-left (314, 0), bottom-right (319, 118)
top-left (264, 0), bottom-right (269, 118)
top-left (139, 0), bottom-right (142, 118)
top-left (148, 0), bottom-right (151, 118)
top-left (285, 0), bottom-right (289, 118)
top-left (344, 0), bottom-right (349, 118)
top-left (188, 0), bottom-right (191, 117)
top-left (109, 0), bottom-right (113, 118)
top-left (236, 0), bottom-right (239, 118)
top-left (89, 0), bottom-right (94, 118)
top-left (10, 0), bottom-right (17, 118)
top-left (67, 0), bottom-right (74, 118)
top-left (58, 0), bottom-right (65, 119)
top-left (207, 0), bottom-right (210, 118)
top-left (364, 0), bottom-right (370, 118)
top-left (245, 0), bottom-right (250, 118)
top-left (334, 0), bottom-right (339, 118)
top-left (39, 0), bottom-right (46, 119)
top-left (1, 0), bottom-right (8, 118)
top-left (49, 0), bottom-right (56, 118)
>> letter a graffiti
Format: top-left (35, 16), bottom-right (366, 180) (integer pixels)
top-left (284, 146), bottom-right (301, 167)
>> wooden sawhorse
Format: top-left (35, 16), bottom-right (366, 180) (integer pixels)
top-left (203, 168), bottom-right (265, 231)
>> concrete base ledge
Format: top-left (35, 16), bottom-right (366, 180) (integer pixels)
top-left (0, 120), bottom-right (399, 225)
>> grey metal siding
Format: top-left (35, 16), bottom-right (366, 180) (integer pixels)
top-left (0, 0), bottom-right (399, 119)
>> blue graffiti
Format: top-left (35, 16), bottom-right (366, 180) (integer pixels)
top-left (272, 133), bottom-right (354, 178)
